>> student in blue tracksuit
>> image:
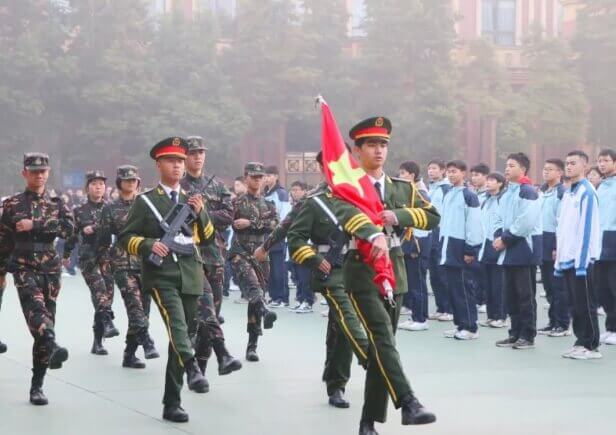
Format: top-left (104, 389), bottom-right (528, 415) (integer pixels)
top-left (427, 159), bottom-right (452, 321)
top-left (557, 151), bottom-right (602, 360)
top-left (470, 163), bottom-right (491, 312)
top-left (439, 160), bottom-right (482, 340)
top-left (397, 161), bottom-right (433, 332)
top-left (538, 158), bottom-right (570, 337)
top-left (595, 148), bottom-right (616, 346)
top-left (494, 153), bottom-right (542, 350)
top-left (478, 172), bottom-right (507, 328)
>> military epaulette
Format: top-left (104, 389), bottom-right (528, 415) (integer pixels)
top-left (306, 185), bottom-right (330, 199)
top-left (137, 188), bottom-right (154, 196)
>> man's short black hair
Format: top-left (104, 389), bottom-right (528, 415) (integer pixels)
top-left (507, 152), bottom-right (531, 174)
top-left (265, 165), bottom-right (279, 175)
top-left (399, 161), bottom-right (421, 179)
top-left (598, 148), bottom-right (616, 161)
top-left (470, 163), bottom-right (490, 175)
top-left (234, 176), bottom-right (245, 182)
top-left (316, 143), bottom-right (352, 166)
top-left (487, 172), bottom-right (506, 186)
top-left (428, 159), bottom-right (446, 169)
top-left (566, 150), bottom-right (589, 162)
top-left (290, 180), bottom-right (307, 190)
top-left (446, 159), bottom-right (467, 171)
top-left (545, 158), bottom-right (565, 171)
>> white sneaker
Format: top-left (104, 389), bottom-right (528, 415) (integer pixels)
top-left (443, 329), bottom-right (457, 338)
top-left (489, 319), bottom-right (507, 328)
top-left (454, 330), bottom-right (479, 340)
top-left (320, 309), bottom-right (329, 317)
top-left (320, 298), bottom-right (328, 306)
top-left (229, 280), bottom-right (240, 291)
top-left (604, 333), bottom-right (616, 345)
top-left (477, 305), bottom-right (487, 314)
top-left (234, 298), bottom-right (249, 305)
top-left (600, 331), bottom-right (612, 343)
top-left (562, 346), bottom-right (585, 359)
top-left (438, 313), bottom-right (454, 322)
top-left (295, 302), bottom-right (313, 314)
top-left (400, 306), bottom-right (413, 316)
top-left (289, 303), bottom-right (302, 311)
top-left (268, 301), bottom-right (283, 308)
top-left (569, 348), bottom-right (602, 360)
top-left (478, 319), bottom-right (493, 327)
top-left (428, 312), bottom-right (444, 320)
top-left (399, 321), bottom-right (429, 331)
top-left (597, 307), bottom-right (606, 316)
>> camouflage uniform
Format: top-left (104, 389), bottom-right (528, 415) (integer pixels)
top-left (0, 153), bottom-right (72, 403)
top-left (64, 170), bottom-right (117, 354)
top-left (100, 165), bottom-right (159, 365)
top-left (180, 136), bottom-right (240, 375)
top-left (230, 162), bottom-right (279, 359)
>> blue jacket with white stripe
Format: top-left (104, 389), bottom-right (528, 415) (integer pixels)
top-left (478, 192), bottom-right (501, 264)
top-left (439, 186), bottom-right (482, 268)
top-left (495, 182), bottom-right (542, 266)
top-left (539, 182), bottom-right (565, 262)
top-left (597, 175), bottom-right (616, 261)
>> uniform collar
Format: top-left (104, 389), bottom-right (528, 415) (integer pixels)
top-left (368, 173), bottom-right (386, 199)
top-left (159, 182), bottom-right (181, 198)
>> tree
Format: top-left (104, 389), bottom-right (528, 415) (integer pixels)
top-left (573, 0), bottom-right (616, 148)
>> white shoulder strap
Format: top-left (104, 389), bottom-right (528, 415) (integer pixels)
top-left (312, 196), bottom-right (342, 230)
top-left (140, 194), bottom-right (164, 223)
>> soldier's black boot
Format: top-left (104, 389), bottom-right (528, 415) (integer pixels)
top-left (103, 311), bottom-right (120, 338)
top-left (122, 335), bottom-right (146, 369)
top-left (212, 338), bottom-right (242, 375)
top-left (91, 316), bottom-right (108, 356)
top-left (400, 393), bottom-right (437, 425)
top-left (358, 420), bottom-right (378, 435)
top-left (245, 333), bottom-right (259, 362)
top-left (43, 329), bottom-right (68, 369)
top-left (0, 339), bottom-right (7, 354)
top-left (328, 388), bottom-right (350, 409)
top-left (197, 358), bottom-right (208, 376)
top-left (142, 333), bottom-right (160, 359)
top-left (185, 357), bottom-right (209, 393)
top-left (163, 405), bottom-right (189, 423)
top-left (29, 366), bottom-right (48, 406)
top-left (261, 304), bottom-right (277, 330)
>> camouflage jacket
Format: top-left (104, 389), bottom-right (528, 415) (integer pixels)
top-left (100, 197), bottom-right (140, 272)
top-left (64, 199), bottom-right (109, 262)
top-left (181, 173), bottom-right (233, 266)
top-left (0, 189), bottom-right (74, 275)
top-left (229, 192), bottom-right (279, 257)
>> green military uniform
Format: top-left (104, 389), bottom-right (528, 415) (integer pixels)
top-left (287, 183), bottom-right (370, 400)
top-left (118, 137), bottom-right (214, 420)
top-left (335, 117), bottom-right (440, 431)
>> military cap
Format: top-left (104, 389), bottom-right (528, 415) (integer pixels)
top-left (150, 137), bottom-right (189, 160)
top-left (85, 170), bottom-right (107, 183)
top-left (23, 153), bottom-right (50, 171)
top-left (349, 117), bottom-right (392, 142)
top-left (116, 165), bottom-right (140, 181)
top-left (244, 162), bottom-right (265, 176)
top-left (186, 135), bottom-right (208, 151)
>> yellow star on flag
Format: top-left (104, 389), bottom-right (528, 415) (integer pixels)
top-left (328, 149), bottom-right (366, 197)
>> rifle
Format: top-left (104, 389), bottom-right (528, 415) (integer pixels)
top-left (316, 228), bottom-right (348, 282)
top-left (148, 202), bottom-right (198, 267)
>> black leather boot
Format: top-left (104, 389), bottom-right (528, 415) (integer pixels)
top-left (29, 366), bottom-right (48, 406)
top-left (358, 420), bottom-right (378, 435)
top-left (91, 316), bottom-right (108, 356)
top-left (43, 329), bottom-right (68, 369)
top-left (103, 311), bottom-right (120, 338)
top-left (400, 393), bottom-right (437, 425)
top-left (163, 405), bottom-right (189, 422)
top-left (197, 358), bottom-right (208, 376)
top-left (246, 333), bottom-right (259, 362)
top-left (0, 339), bottom-right (7, 354)
top-left (212, 338), bottom-right (242, 375)
top-left (185, 357), bottom-right (209, 393)
top-left (261, 303), bottom-right (277, 330)
top-left (141, 333), bottom-right (160, 359)
top-left (122, 335), bottom-right (146, 369)
top-left (328, 388), bottom-right (350, 408)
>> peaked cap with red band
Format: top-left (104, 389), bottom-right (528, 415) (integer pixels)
top-left (349, 116), bottom-right (392, 142)
top-left (150, 137), bottom-right (189, 160)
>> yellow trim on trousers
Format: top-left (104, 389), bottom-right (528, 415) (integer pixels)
top-left (324, 288), bottom-right (368, 362)
top-left (152, 288), bottom-right (184, 368)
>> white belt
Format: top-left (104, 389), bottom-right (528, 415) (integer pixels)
top-left (348, 234), bottom-right (401, 250)
top-left (174, 234), bottom-right (194, 245)
top-left (316, 245), bottom-right (348, 255)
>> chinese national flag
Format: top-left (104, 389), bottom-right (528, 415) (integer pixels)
top-left (318, 97), bottom-right (396, 301)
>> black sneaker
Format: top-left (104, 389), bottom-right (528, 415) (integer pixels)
top-left (512, 338), bottom-right (535, 349)
top-left (495, 337), bottom-right (517, 348)
top-left (548, 327), bottom-right (571, 337)
top-left (537, 325), bottom-right (554, 335)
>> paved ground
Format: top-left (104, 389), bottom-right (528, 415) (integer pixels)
top-left (1, 273), bottom-right (614, 435)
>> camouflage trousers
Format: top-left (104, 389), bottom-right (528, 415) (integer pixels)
top-left (80, 256), bottom-right (115, 316)
top-left (12, 270), bottom-right (60, 366)
top-left (113, 270), bottom-right (150, 337)
top-left (193, 266), bottom-right (226, 365)
top-left (231, 255), bottom-right (270, 336)
top-left (204, 263), bottom-right (224, 316)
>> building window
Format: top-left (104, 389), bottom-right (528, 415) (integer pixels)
top-left (482, 0), bottom-right (516, 46)
top-left (349, 0), bottom-right (366, 37)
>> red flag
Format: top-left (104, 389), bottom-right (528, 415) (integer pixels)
top-left (317, 97), bottom-right (396, 302)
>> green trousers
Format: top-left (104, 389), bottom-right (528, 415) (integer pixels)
top-left (348, 289), bottom-right (412, 423)
top-left (150, 287), bottom-right (198, 407)
top-left (321, 284), bottom-right (369, 396)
